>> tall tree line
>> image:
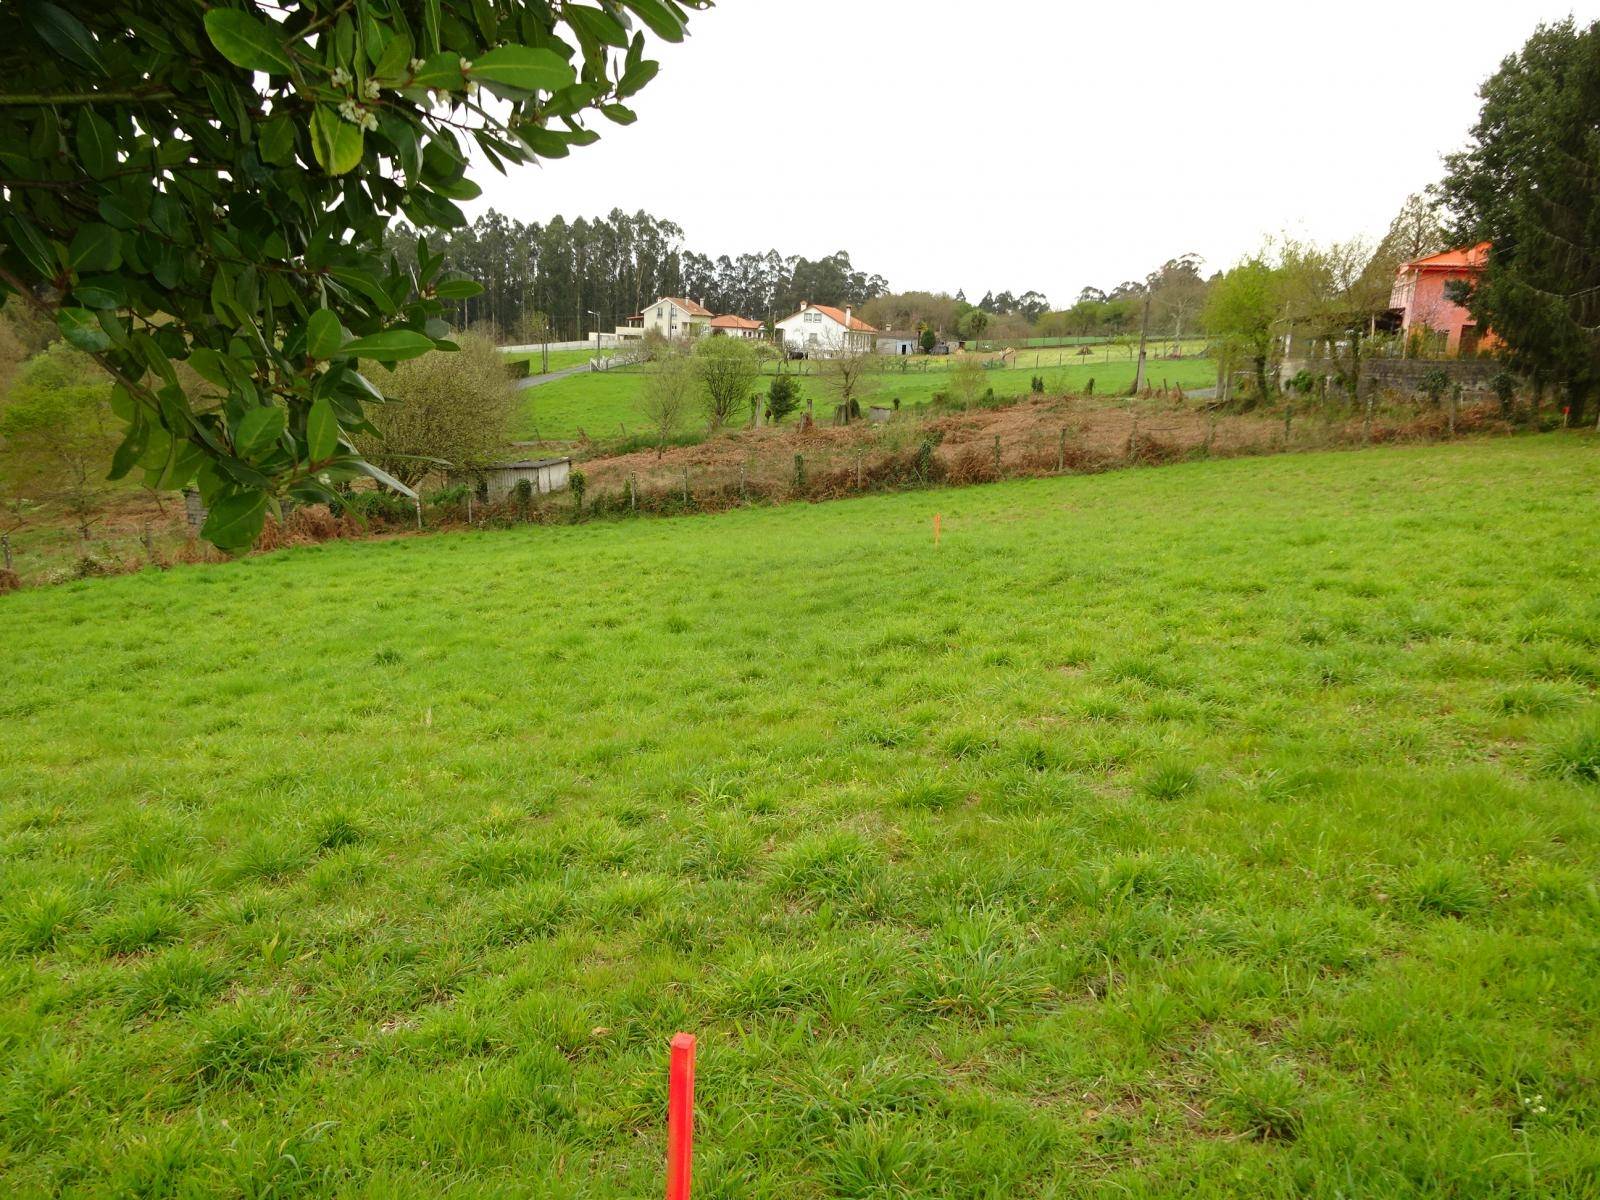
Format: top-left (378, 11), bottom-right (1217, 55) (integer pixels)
top-left (387, 210), bottom-right (888, 341)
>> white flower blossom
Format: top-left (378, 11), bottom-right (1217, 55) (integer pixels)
top-left (409, 58), bottom-right (425, 75)
top-left (330, 66), bottom-right (352, 88)
top-left (337, 98), bottom-right (361, 125)
top-left (363, 78), bottom-right (380, 101)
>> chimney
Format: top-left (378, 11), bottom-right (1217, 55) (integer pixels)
top-left (845, 305), bottom-right (853, 329)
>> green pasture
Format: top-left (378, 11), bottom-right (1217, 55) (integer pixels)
top-left (517, 356), bottom-right (1220, 441)
top-left (2, 436), bottom-right (1598, 1196)
top-left (501, 347), bottom-right (612, 374)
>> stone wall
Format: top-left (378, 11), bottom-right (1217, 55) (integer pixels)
top-left (1281, 356), bottom-right (1503, 395)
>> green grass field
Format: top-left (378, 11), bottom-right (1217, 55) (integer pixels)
top-left (518, 356), bottom-right (1219, 441)
top-left (4, 437), bottom-right (1598, 1197)
top-left (502, 347), bottom-right (611, 374)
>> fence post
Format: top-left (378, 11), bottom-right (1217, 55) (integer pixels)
top-left (140, 521), bottom-right (154, 560)
top-left (666, 1033), bottom-right (696, 1200)
top-left (415, 499), bottom-right (423, 532)
top-left (1126, 414), bottom-right (1140, 461)
top-left (1205, 412), bottom-right (1217, 457)
top-left (855, 451), bottom-right (862, 490)
top-left (1283, 403), bottom-right (1293, 445)
top-left (2, 532), bottom-right (11, 573)
top-left (793, 453), bottom-right (805, 490)
top-left (738, 462), bottom-right (746, 503)
top-left (1448, 385), bottom-right (1459, 438)
top-left (682, 467), bottom-right (690, 506)
top-left (630, 473), bottom-right (638, 513)
top-left (1363, 394), bottom-right (1374, 443)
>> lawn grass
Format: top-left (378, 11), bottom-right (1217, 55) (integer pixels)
top-left (518, 356), bottom-right (1219, 440)
top-left (3, 436), bottom-right (1598, 1197)
top-left (502, 347), bottom-right (612, 373)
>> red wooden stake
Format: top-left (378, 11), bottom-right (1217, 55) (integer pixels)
top-left (666, 1032), bottom-right (696, 1200)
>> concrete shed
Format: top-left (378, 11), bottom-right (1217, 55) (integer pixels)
top-left (469, 458), bottom-right (572, 503)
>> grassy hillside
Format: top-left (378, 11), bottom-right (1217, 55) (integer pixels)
top-left (3, 437), bottom-right (1598, 1196)
top-left (519, 355), bottom-right (1218, 440)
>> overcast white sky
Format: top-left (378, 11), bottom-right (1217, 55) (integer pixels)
top-left (467, 1), bottom-right (1599, 306)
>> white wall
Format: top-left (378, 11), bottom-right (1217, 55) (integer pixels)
top-left (776, 307), bottom-right (872, 356)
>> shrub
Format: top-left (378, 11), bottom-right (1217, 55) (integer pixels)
top-left (358, 334), bottom-right (516, 487)
top-left (1418, 367), bottom-right (1450, 406)
top-left (1492, 370), bottom-right (1518, 418)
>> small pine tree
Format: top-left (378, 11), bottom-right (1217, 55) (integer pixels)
top-left (766, 374), bottom-right (802, 423)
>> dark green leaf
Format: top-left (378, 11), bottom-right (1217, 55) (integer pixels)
top-left (306, 398), bottom-right (339, 462)
top-left (327, 266), bottom-right (398, 315)
top-left (259, 114), bottom-right (296, 165)
top-left (201, 490), bottom-right (269, 550)
top-left (566, 5), bottom-right (629, 48)
top-left (107, 414), bottom-right (150, 481)
top-left (601, 103), bottom-right (637, 125)
top-left (410, 51), bottom-right (464, 90)
top-left (235, 406), bottom-right (287, 456)
top-left (203, 9), bottom-right (295, 75)
top-left (75, 110), bottom-right (116, 178)
top-left (6, 217), bottom-right (60, 278)
top-left (71, 281), bottom-right (122, 309)
top-left (58, 307), bottom-right (110, 352)
top-left (339, 329), bottom-right (436, 360)
top-left (618, 59), bottom-right (659, 98)
top-left (68, 224), bottom-right (121, 272)
top-left (469, 45), bottom-right (576, 92)
top-left (97, 195), bottom-right (140, 230)
top-left (620, 0), bottom-right (688, 42)
top-left (29, 2), bottom-right (106, 73)
top-left (435, 278), bottom-right (484, 299)
top-left (305, 309), bottom-right (344, 359)
top-left (187, 347), bottom-right (231, 388)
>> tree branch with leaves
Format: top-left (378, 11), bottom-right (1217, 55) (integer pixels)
top-left (0, 0), bottom-right (704, 549)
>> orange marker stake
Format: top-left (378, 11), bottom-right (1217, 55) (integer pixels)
top-left (933, 513), bottom-right (942, 546)
top-left (666, 1032), bottom-right (696, 1200)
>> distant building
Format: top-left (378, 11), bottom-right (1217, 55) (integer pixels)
top-left (465, 458), bottom-right (571, 503)
top-left (644, 296), bottom-right (714, 341)
top-left (774, 301), bottom-right (879, 356)
top-left (597, 298), bottom-right (766, 346)
top-left (1391, 242), bottom-right (1497, 357)
top-left (708, 314), bottom-right (764, 339)
top-left (876, 331), bottom-right (919, 356)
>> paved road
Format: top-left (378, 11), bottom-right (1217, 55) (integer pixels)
top-left (513, 363), bottom-right (593, 391)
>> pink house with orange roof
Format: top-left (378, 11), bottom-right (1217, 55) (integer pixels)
top-left (1390, 242), bottom-right (1497, 356)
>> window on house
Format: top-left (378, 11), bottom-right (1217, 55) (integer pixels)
top-left (656, 306), bottom-right (664, 318)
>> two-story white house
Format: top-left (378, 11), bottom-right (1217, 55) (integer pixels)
top-left (643, 296), bottom-right (714, 340)
top-left (775, 302), bottom-right (879, 356)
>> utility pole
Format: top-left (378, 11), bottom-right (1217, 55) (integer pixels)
top-left (1133, 284), bottom-right (1152, 394)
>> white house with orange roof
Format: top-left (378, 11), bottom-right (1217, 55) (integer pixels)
top-left (708, 314), bottom-right (764, 339)
top-left (643, 296), bottom-right (715, 340)
top-left (774, 301), bottom-right (879, 356)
